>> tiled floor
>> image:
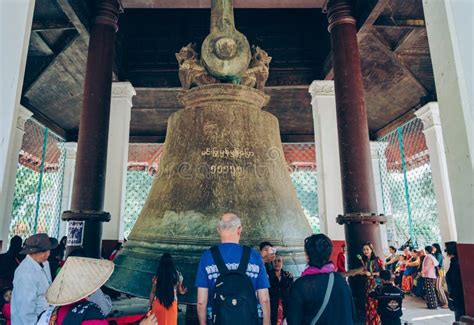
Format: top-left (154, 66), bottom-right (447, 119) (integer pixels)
top-left (111, 294), bottom-right (456, 324)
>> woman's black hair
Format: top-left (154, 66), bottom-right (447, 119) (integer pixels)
top-left (445, 241), bottom-right (457, 257)
top-left (155, 253), bottom-right (178, 309)
top-left (362, 241), bottom-right (376, 262)
top-left (432, 243), bottom-right (442, 257)
top-left (259, 241), bottom-right (273, 251)
top-left (389, 246), bottom-right (397, 252)
top-left (8, 236), bottom-right (22, 255)
top-left (425, 245), bottom-right (433, 254)
top-left (304, 234), bottom-right (333, 268)
top-left (59, 236), bottom-right (67, 247)
top-left (0, 287), bottom-right (12, 310)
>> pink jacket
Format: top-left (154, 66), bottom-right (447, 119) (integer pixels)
top-left (422, 254), bottom-right (439, 279)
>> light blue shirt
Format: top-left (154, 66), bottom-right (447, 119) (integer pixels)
top-left (11, 255), bottom-right (52, 325)
top-left (88, 288), bottom-right (112, 316)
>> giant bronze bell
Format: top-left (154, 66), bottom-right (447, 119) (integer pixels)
top-left (107, 0), bottom-right (313, 301)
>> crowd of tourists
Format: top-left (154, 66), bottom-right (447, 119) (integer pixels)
top-left (0, 212), bottom-right (466, 325)
top-left (383, 241), bottom-right (465, 320)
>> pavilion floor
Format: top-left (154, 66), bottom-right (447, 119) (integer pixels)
top-left (109, 293), bottom-right (455, 324)
top-left (402, 295), bottom-right (454, 324)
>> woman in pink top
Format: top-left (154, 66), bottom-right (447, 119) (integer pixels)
top-left (422, 246), bottom-right (439, 309)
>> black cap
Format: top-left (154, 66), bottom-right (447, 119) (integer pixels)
top-left (20, 233), bottom-right (58, 254)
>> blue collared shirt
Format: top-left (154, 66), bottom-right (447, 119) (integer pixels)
top-left (12, 255), bottom-right (52, 325)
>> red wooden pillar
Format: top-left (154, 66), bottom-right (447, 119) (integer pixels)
top-left (62, 0), bottom-right (120, 258)
top-left (326, 0), bottom-right (386, 322)
top-left (458, 244), bottom-right (474, 319)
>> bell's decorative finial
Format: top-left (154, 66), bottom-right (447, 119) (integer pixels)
top-left (175, 0), bottom-right (272, 90)
top-left (201, 0), bottom-right (250, 80)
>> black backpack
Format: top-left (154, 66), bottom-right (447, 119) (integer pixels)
top-left (210, 245), bottom-right (259, 325)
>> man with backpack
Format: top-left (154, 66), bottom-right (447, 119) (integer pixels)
top-left (195, 213), bottom-right (271, 325)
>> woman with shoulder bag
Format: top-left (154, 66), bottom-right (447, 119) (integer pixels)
top-left (287, 234), bottom-right (354, 325)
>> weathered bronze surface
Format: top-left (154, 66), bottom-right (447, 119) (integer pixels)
top-left (108, 0), bottom-right (312, 301)
top-left (107, 84), bottom-right (312, 300)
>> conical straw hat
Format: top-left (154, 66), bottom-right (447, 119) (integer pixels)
top-left (46, 257), bottom-right (114, 306)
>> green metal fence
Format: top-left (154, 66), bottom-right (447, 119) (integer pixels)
top-left (377, 118), bottom-right (440, 248)
top-left (9, 119), bottom-right (66, 239)
top-left (123, 143), bottom-right (319, 238)
top-left (284, 143), bottom-right (319, 233)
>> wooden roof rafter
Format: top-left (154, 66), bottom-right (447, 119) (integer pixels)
top-left (369, 27), bottom-right (429, 96)
top-left (23, 31), bottom-right (78, 95)
top-left (56, 0), bottom-right (91, 38)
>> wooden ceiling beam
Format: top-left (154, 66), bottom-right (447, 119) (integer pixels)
top-left (373, 16), bottom-right (425, 28)
top-left (371, 108), bottom-right (417, 140)
top-left (32, 20), bottom-right (75, 31)
top-left (280, 134), bottom-right (315, 143)
top-left (129, 135), bottom-right (166, 143)
top-left (122, 0), bottom-right (326, 9)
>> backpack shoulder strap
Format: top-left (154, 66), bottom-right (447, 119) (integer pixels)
top-left (211, 245), bottom-right (229, 275)
top-left (310, 272), bottom-right (334, 325)
top-left (237, 246), bottom-right (251, 274)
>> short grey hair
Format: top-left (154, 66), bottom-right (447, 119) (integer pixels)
top-left (218, 213), bottom-right (241, 230)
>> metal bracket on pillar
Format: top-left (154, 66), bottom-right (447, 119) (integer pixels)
top-left (62, 210), bottom-right (111, 222)
top-left (336, 213), bottom-right (387, 225)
